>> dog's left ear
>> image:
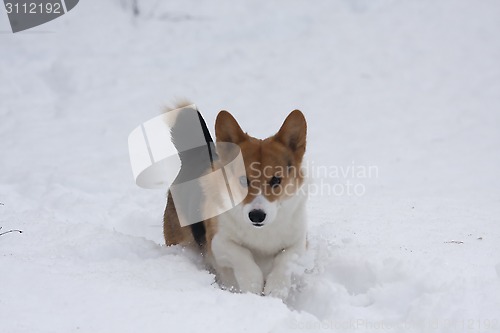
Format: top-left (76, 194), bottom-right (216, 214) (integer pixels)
top-left (274, 110), bottom-right (307, 157)
top-left (215, 110), bottom-right (247, 144)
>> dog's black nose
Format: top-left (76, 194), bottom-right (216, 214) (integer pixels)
top-left (249, 209), bottom-right (266, 223)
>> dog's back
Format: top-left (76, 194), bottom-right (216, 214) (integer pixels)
top-left (163, 103), bottom-right (216, 249)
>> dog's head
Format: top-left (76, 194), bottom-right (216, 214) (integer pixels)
top-left (215, 110), bottom-right (307, 228)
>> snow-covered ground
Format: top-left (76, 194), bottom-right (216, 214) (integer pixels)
top-left (1, 0), bottom-right (500, 332)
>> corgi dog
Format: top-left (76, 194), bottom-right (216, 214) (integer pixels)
top-left (164, 105), bottom-right (307, 299)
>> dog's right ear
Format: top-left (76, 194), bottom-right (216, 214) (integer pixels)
top-left (215, 111), bottom-right (247, 144)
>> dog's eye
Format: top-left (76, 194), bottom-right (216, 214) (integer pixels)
top-left (269, 176), bottom-right (281, 188)
top-left (239, 176), bottom-right (249, 188)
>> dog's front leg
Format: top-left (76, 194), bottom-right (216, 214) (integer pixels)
top-left (212, 234), bottom-right (264, 294)
top-left (263, 243), bottom-right (304, 299)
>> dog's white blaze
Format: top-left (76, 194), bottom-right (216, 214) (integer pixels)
top-left (242, 195), bottom-right (278, 225)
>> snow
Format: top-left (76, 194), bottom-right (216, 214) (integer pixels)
top-left (1, 0), bottom-right (500, 332)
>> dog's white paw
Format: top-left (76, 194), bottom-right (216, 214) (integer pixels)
top-left (236, 269), bottom-right (264, 295)
top-left (264, 273), bottom-right (290, 300)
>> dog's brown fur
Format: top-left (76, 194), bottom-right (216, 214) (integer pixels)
top-left (163, 191), bottom-right (196, 246)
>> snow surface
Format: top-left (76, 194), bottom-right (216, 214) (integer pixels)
top-left (1, 0), bottom-right (500, 332)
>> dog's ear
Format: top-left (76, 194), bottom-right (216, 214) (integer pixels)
top-left (274, 110), bottom-right (307, 156)
top-left (215, 110), bottom-right (247, 144)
